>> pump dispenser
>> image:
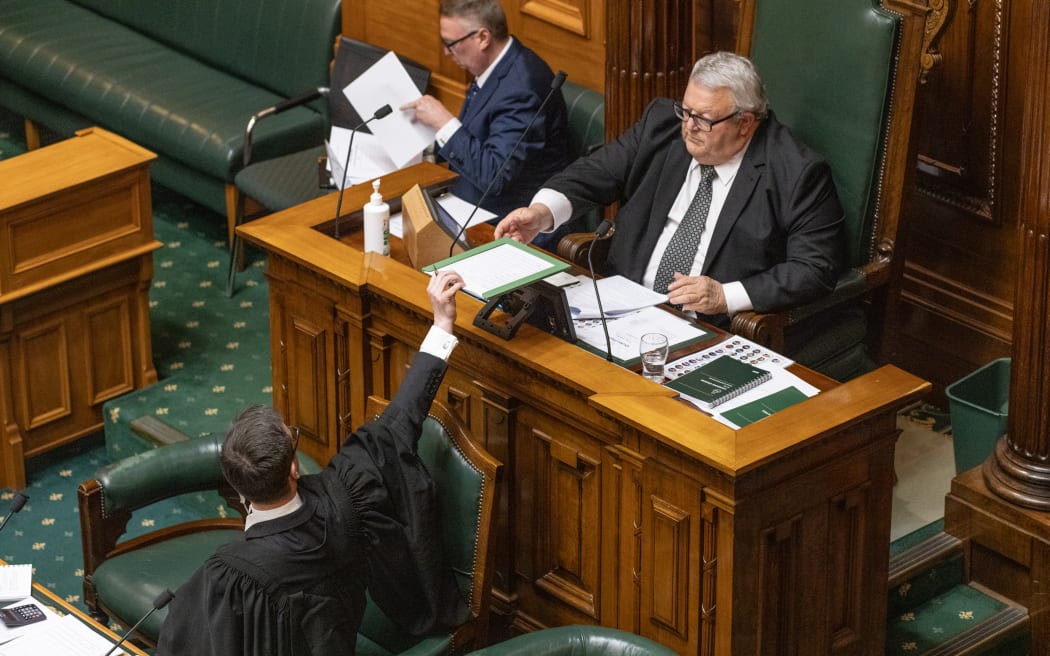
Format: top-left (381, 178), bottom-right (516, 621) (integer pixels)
top-left (363, 178), bottom-right (390, 256)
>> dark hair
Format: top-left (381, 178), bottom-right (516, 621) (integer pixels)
top-left (439, 0), bottom-right (509, 41)
top-left (221, 405), bottom-right (295, 505)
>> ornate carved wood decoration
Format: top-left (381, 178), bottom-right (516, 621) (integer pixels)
top-left (914, 0), bottom-right (1004, 224)
top-left (520, 0), bottom-right (589, 37)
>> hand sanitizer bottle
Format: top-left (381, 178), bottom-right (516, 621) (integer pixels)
top-left (363, 178), bottom-right (390, 256)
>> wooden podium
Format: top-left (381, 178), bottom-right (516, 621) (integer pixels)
top-left (0, 128), bottom-right (160, 489)
top-left (238, 163), bottom-right (931, 655)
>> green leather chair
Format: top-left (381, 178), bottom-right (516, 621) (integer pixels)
top-left (356, 397), bottom-right (503, 655)
top-left (466, 625), bottom-right (678, 656)
top-left (78, 432), bottom-right (322, 646)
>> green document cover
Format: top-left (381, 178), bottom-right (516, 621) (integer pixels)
top-left (720, 386), bottom-right (809, 427)
top-left (665, 355), bottom-right (772, 406)
top-left (422, 237), bottom-right (569, 300)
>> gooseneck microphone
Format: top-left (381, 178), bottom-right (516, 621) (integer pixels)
top-left (0, 492), bottom-right (28, 536)
top-left (449, 71), bottom-right (568, 257)
top-left (333, 104), bottom-right (393, 239)
top-left (588, 220), bottom-right (614, 361)
top-left (103, 589), bottom-right (175, 656)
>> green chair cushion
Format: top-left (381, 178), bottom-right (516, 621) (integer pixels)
top-left (467, 625), bottom-right (679, 655)
top-left (92, 529), bottom-right (242, 641)
top-left (234, 147), bottom-right (331, 212)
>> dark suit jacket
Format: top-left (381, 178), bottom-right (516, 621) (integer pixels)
top-left (440, 38), bottom-right (570, 219)
top-left (546, 98), bottom-right (847, 328)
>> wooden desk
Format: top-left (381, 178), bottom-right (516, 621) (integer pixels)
top-left (0, 128), bottom-right (161, 489)
top-left (239, 163), bottom-right (931, 655)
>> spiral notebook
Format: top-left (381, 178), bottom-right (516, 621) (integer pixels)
top-left (665, 354), bottom-right (772, 407)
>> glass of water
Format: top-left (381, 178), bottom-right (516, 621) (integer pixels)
top-left (639, 333), bottom-right (670, 382)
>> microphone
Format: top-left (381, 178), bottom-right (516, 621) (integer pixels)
top-left (587, 220), bottom-right (614, 361)
top-left (449, 70), bottom-right (568, 257)
top-left (333, 104), bottom-right (394, 239)
top-left (0, 493), bottom-right (28, 536)
top-left (104, 589), bottom-right (175, 656)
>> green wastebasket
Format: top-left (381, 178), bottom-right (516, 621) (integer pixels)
top-left (946, 358), bottom-right (1010, 474)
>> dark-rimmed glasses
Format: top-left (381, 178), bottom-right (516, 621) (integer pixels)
top-left (673, 101), bottom-right (739, 132)
top-left (442, 29), bottom-right (478, 51)
top-left (289, 425), bottom-right (300, 452)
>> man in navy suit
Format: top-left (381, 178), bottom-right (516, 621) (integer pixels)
top-left (495, 51), bottom-right (847, 330)
top-left (401, 0), bottom-right (572, 249)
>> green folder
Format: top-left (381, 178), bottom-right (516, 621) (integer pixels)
top-left (665, 355), bottom-right (771, 406)
top-left (422, 237), bottom-right (569, 300)
top-left (720, 386), bottom-right (809, 427)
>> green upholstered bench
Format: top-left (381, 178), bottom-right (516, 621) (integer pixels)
top-left (78, 433), bottom-right (322, 644)
top-left (466, 625), bottom-right (679, 655)
top-left (0, 0), bottom-right (340, 242)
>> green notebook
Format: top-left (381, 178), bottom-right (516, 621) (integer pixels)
top-left (720, 386), bottom-right (809, 427)
top-left (666, 355), bottom-right (772, 407)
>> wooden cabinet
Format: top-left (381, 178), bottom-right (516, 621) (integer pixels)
top-left (0, 128), bottom-right (160, 488)
top-left (240, 164), bottom-right (930, 654)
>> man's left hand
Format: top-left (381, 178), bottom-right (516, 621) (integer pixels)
top-left (666, 272), bottom-right (728, 315)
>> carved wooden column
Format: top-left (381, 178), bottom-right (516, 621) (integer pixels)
top-left (604, 1), bottom-right (699, 139)
top-left (981, 0), bottom-right (1050, 509)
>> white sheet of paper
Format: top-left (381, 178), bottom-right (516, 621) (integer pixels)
top-left (0, 597), bottom-right (61, 647)
top-left (0, 613), bottom-right (127, 655)
top-left (344, 51), bottom-right (435, 167)
top-left (435, 193), bottom-right (497, 227)
top-left (573, 306), bottom-right (705, 363)
top-left (564, 275), bottom-right (668, 319)
top-left (326, 128), bottom-right (421, 189)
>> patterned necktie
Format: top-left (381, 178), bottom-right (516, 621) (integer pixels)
top-left (460, 81), bottom-right (480, 118)
top-left (653, 164), bottom-right (716, 296)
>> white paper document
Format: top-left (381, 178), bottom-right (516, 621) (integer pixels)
top-left (573, 306), bottom-right (712, 364)
top-left (425, 239), bottom-right (568, 300)
top-left (435, 193), bottom-right (497, 228)
top-left (0, 565), bottom-right (31, 603)
top-left (327, 128), bottom-right (417, 189)
top-left (0, 597), bottom-right (60, 646)
top-left (344, 51), bottom-right (435, 167)
top-left (563, 275), bottom-right (668, 319)
top-left (0, 613), bottom-right (128, 655)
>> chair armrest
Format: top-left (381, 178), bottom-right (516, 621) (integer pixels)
top-left (243, 86), bottom-right (330, 166)
top-left (730, 267), bottom-right (871, 351)
top-left (556, 231), bottom-right (613, 274)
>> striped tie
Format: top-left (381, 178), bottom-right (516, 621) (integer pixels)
top-left (653, 165), bottom-right (716, 296)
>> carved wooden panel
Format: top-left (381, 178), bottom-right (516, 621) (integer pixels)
top-left (827, 484), bottom-right (870, 652)
top-left (284, 293), bottom-right (332, 456)
top-left (84, 296), bottom-right (133, 403)
top-left (757, 515), bottom-right (802, 653)
top-left (19, 317), bottom-right (71, 430)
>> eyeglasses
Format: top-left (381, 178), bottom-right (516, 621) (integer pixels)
top-left (442, 29), bottom-right (478, 51)
top-left (289, 425), bottom-right (300, 452)
top-left (672, 101), bottom-right (739, 132)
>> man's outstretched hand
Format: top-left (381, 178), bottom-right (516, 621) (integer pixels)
top-left (428, 269), bottom-right (464, 334)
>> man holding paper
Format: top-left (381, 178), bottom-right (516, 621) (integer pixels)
top-left (400, 0), bottom-right (573, 248)
top-left (494, 51), bottom-right (847, 331)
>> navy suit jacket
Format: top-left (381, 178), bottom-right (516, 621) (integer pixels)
top-left (544, 98), bottom-right (847, 328)
top-left (439, 39), bottom-right (570, 219)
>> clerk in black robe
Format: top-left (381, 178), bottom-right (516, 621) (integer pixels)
top-left (156, 271), bottom-right (468, 656)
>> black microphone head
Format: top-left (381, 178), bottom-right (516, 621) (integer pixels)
top-left (551, 71), bottom-right (567, 90)
top-left (373, 104), bottom-right (393, 119)
top-left (594, 219), bottom-right (613, 239)
top-left (10, 493), bottom-right (27, 514)
top-left (154, 589), bottom-right (176, 609)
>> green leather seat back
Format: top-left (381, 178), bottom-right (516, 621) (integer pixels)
top-left (356, 414), bottom-right (486, 655)
top-left (748, 0), bottom-right (899, 269)
top-left (68, 0), bottom-right (341, 99)
top-left (466, 625), bottom-right (679, 655)
top-left (562, 80), bottom-right (606, 160)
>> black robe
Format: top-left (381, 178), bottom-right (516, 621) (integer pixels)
top-left (156, 352), bottom-right (468, 655)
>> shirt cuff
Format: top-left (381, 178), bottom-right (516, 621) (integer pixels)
top-left (435, 119), bottom-right (462, 148)
top-left (721, 281), bottom-right (753, 316)
top-left (420, 324), bottom-right (459, 361)
top-left (531, 189), bottom-right (573, 232)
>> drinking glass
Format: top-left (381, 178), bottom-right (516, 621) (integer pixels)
top-left (639, 333), bottom-right (670, 382)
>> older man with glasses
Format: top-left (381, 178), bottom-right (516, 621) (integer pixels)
top-left (400, 0), bottom-right (574, 250)
top-left (496, 51), bottom-right (847, 333)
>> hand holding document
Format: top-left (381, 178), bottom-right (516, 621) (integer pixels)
top-left (344, 51), bottom-right (435, 167)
